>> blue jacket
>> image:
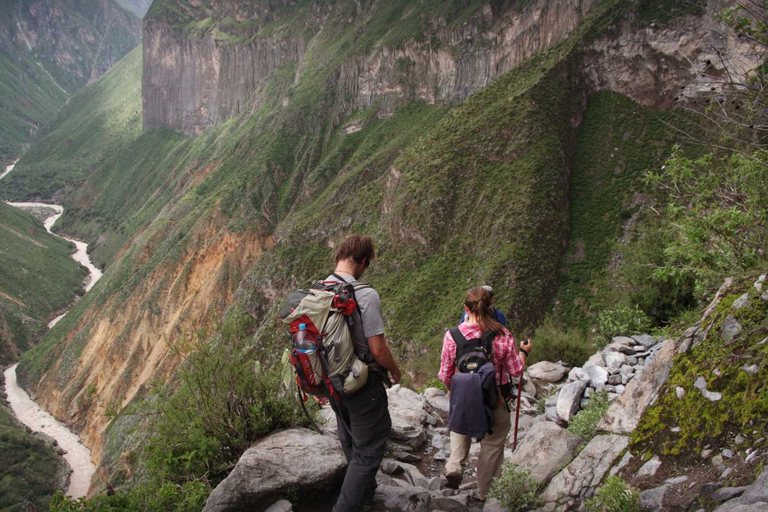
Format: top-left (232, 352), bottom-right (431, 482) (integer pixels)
top-left (460, 308), bottom-right (506, 326)
top-left (447, 362), bottom-right (498, 439)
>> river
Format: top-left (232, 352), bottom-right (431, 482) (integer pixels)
top-left (1, 160), bottom-right (100, 497)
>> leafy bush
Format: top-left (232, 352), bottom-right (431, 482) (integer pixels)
top-left (49, 481), bottom-right (210, 512)
top-left (488, 463), bottom-right (542, 511)
top-left (584, 476), bottom-right (640, 512)
top-left (595, 305), bottom-right (651, 348)
top-left (642, 149), bottom-right (768, 301)
top-left (531, 314), bottom-right (591, 366)
top-left (567, 392), bottom-right (611, 440)
top-left (53, 308), bottom-right (310, 509)
top-left (145, 308), bottom-right (310, 481)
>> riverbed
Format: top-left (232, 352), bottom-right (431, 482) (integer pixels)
top-left (1, 160), bottom-right (100, 497)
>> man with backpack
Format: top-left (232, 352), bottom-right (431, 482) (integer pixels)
top-left (281, 235), bottom-right (402, 512)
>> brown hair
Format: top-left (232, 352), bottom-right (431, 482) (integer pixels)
top-left (334, 234), bottom-right (375, 265)
top-left (464, 286), bottom-right (505, 335)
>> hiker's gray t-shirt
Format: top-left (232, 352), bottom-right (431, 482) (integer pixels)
top-left (326, 274), bottom-right (385, 338)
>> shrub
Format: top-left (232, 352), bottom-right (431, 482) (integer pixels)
top-left (145, 307), bottom-right (310, 481)
top-left (584, 476), bottom-right (640, 512)
top-left (488, 463), bottom-right (542, 511)
top-left (531, 314), bottom-right (591, 366)
top-left (567, 392), bottom-right (611, 440)
top-left (49, 480), bottom-right (210, 512)
top-left (595, 305), bottom-right (651, 348)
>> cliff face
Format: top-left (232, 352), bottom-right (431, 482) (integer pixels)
top-left (0, 0), bottom-right (141, 162)
top-left (143, 0), bottom-right (599, 134)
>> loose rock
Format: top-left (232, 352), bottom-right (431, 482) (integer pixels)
top-left (508, 422), bottom-right (582, 485)
top-left (599, 340), bottom-right (675, 434)
top-left (556, 381), bottom-right (587, 423)
top-left (722, 316), bottom-right (743, 343)
top-left (694, 376), bottom-right (723, 402)
top-left (632, 334), bottom-right (658, 348)
top-left (733, 293), bottom-right (750, 311)
top-left (265, 500), bottom-right (293, 512)
top-left (528, 361), bottom-right (569, 382)
top-left (637, 455), bottom-right (662, 477)
top-left (539, 434), bottom-right (629, 504)
top-left (586, 365), bottom-right (609, 388)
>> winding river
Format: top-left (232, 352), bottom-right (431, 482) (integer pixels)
top-left (2, 160), bottom-right (100, 497)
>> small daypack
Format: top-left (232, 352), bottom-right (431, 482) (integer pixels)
top-left (279, 276), bottom-right (370, 401)
top-left (450, 327), bottom-right (496, 373)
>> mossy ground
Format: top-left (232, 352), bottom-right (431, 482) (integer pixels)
top-left (628, 274), bottom-right (768, 506)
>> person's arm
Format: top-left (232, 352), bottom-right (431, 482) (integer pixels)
top-left (503, 334), bottom-right (526, 379)
top-left (368, 334), bottom-right (402, 384)
top-left (437, 331), bottom-right (456, 391)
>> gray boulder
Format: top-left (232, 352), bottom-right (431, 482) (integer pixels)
top-left (557, 381), bottom-right (587, 422)
top-left (632, 334), bottom-right (657, 348)
top-left (722, 316), bottom-right (743, 343)
top-left (508, 421), bottom-right (582, 485)
top-left (528, 361), bottom-right (569, 382)
top-left (423, 387), bottom-right (450, 414)
top-left (372, 484), bottom-right (431, 512)
top-left (265, 500), bottom-right (293, 512)
top-left (388, 385), bottom-right (428, 447)
top-left (204, 428), bottom-right (347, 512)
top-left (604, 351), bottom-right (627, 373)
top-left (539, 434), bottom-right (630, 505)
top-left (639, 485), bottom-right (667, 511)
top-left (598, 339), bottom-right (675, 434)
top-left (714, 467), bottom-right (768, 511)
top-left (732, 293), bottom-right (750, 311)
top-left (586, 365), bottom-right (609, 388)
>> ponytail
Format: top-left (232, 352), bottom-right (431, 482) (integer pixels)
top-left (464, 286), bottom-right (505, 335)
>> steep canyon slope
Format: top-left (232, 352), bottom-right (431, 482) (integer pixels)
top-left (0, 0), bottom-right (141, 163)
top-left (3, 0), bottom-right (748, 495)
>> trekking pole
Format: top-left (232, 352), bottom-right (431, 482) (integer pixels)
top-left (513, 358), bottom-right (526, 452)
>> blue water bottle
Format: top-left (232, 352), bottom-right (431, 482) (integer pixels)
top-left (294, 323), bottom-right (315, 353)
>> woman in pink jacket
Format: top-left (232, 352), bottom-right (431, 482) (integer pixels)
top-left (438, 286), bottom-right (531, 499)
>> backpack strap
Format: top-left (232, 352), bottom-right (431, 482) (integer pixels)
top-left (449, 327), bottom-right (468, 347)
top-left (480, 330), bottom-right (497, 359)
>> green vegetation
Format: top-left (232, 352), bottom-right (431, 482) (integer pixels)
top-left (488, 463), bottom-right (542, 511)
top-left (584, 475), bottom-right (640, 512)
top-left (594, 305), bottom-right (652, 349)
top-left (0, 202), bottom-right (86, 364)
top-left (0, 0), bottom-right (140, 162)
top-left (530, 314), bottom-right (592, 366)
top-left (555, 92), bottom-right (701, 334)
top-left (632, 275), bottom-right (768, 455)
top-left (50, 308), bottom-right (309, 509)
top-left (567, 391), bottom-right (611, 440)
top-left (0, 372), bottom-right (68, 511)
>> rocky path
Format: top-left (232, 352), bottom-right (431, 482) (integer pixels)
top-left (1, 160), bottom-right (101, 497)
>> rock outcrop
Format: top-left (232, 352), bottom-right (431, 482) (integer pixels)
top-left (143, 0), bottom-right (601, 134)
top-left (203, 428), bottom-right (347, 512)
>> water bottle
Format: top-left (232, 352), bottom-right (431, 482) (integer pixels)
top-left (294, 323), bottom-right (315, 353)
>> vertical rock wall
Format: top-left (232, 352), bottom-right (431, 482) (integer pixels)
top-left (142, 0), bottom-right (598, 135)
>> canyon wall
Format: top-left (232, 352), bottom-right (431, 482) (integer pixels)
top-left (143, 0), bottom-right (599, 134)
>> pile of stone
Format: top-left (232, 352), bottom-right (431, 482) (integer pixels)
top-left (524, 333), bottom-right (664, 426)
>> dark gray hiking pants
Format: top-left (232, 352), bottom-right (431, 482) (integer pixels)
top-left (330, 376), bottom-right (392, 512)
